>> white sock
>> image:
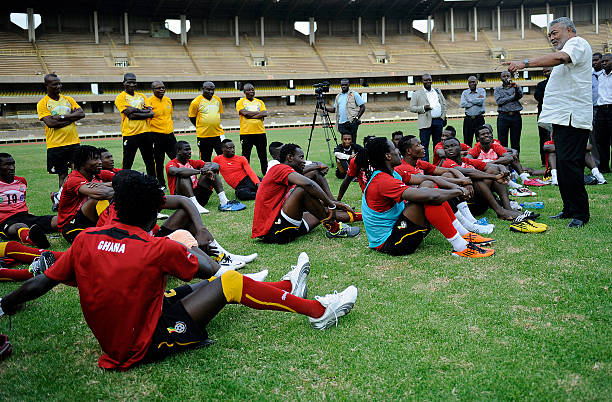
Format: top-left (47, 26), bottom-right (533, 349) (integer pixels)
top-left (508, 180), bottom-right (522, 189)
top-left (452, 219), bottom-right (469, 236)
top-left (455, 211), bottom-right (494, 234)
top-left (218, 191), bottom-right (228, 206)
top-left (551, 169), bottom-right (557, 180)
top-left (214, 265), bottom-right (234, 276)
top-left (448, 233), bottom-right (468, 252)
top-left (457, 202), bottom-right (477, 223)
top-left (520, 172), bottom-right (530, 182)
top-left (592, 167), bottom-right (600, 176)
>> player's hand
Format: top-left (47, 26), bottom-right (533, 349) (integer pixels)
top-left (495, 172), bottom-right (510, 184)
top-left (332, 201), bottom-right (354, 214)
top-left (195, 230), bottom-right (214, 248)
top-left (86, 182), bottom-right (100, 188)
top-left (502, 60), bottom-right (525, 73)
top-left (464, 184), bottom-right (474, 199)
top-left (459, 177), bottom-right (472, 186)
top-left (424, 105), bottom-right (432, 111)
top-left (318, 163), bottom-right (329, 175)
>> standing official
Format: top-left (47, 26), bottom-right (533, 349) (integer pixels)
top-left (325, 79), bottom-right (366, 145)
top-left (409, 74), bottom-right (447, 162)
top-left (494, 71), bottom-right (523, 155)
top-left (595, 53), bottom-right (612, 173)
top-left (236, 83), bottom-right (268, 174)
top-left (148, 81), bottom-right (175, 189)
top-left (590, 53), bottom-right (603, 166)
top-left (114, 73), bottom-right (155, 176)
top-left (505, 17), bottom-right (593, 227)
top-left (189, 81), bottom-right (224, 162)
top-left (460, 76), bottom-right (486, 147)
top-left (534, 68), bottom-right (552, 166)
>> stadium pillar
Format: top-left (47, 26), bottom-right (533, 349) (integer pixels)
top-left (520, 5), bottom-right (525, 39)
top-left (27, 8), bottom-right (35, 42)
top-left (261, 17), bottom-right (265, 46)
top-left (328, 20), bottom-right (332, 36)
top-left (399, 19), bottom-right (402, 35)
top-left (473, 8), bottom-right (478, 41)
top-left (280, 20), bottom-right (283, 37)
top-left (595, 0), bottom-right (599, 34)
top-left (124, 12), bottom-right (129, 45)
top-left (450, 8), bottom-right (454, 42)
top-left (381, 16), bottom-right (385, 45)
top-left (203, 20), bottom-right (207, 36)
top-left (546, 3), bottom-right (550, 28)
top-left (569, 1), bottom-right (574, 20)
top-left (309, 17), bottom-right (315, 45)
top-left (57, 15), bottom-right (61, 33)
top-left (427, 15), bottom-right (431, 43)
top-left (235, 16), bottom-right (239, 46)
top-left (180, 15), bottom-right (187, 45)
top-left (497, 6), bottom-right (501, 40)
top-left (93, 11), bottom-right (99, 44)
top-left (357, 17), bottom-right (362, 45)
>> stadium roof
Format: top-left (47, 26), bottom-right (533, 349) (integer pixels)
top-left (3, 0), bottom-right (593, 20)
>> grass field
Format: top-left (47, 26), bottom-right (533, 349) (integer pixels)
top-left (0, 115), bottom-right (610, 400)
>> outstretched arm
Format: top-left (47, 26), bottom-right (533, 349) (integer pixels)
top-left (1, 275), bottom-right (59, 316)
top-left (401, 187), bottom-right (464, 205)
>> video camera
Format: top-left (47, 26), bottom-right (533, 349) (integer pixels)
top-left (313, 81), bottom-right (330, 95)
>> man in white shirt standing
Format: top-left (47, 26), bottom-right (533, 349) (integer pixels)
top-left (594, 53), bottom-right (612, 174)
top-left (410, 74), bottom-right (447, 162)
top-left (505, 17), bottom-right (593, 228)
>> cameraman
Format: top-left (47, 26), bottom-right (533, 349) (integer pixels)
top-left (494, 71), bottom-right (523, 156)
top-left (325, 79), bottom-right (366, 145)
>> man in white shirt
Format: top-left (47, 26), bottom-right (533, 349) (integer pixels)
top-left (409, 74), bottom-right (447, 162)
top-left (595, 53), bottom-right (612, 174)
top-left (505, 17), bottom-right (593, 228)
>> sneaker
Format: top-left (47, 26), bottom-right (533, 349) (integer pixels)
top-left (509, 200), bottom-right (522, 211)
top-left (509, 188), bottom-right (536, 197)
top-left (227, 252), bottom-right (258, 264)
top-left (50, 192), bottom-right (60, 212)
top-left (508, 180), bottom-right (522, 189)
top-left (28, 224), bottom-right (50, 249)
top-left (325, 223), bottom-right (360, 239)
top-left (462, 232), bottom-right (494, 245)
top-left (510, 219), bottom-right (547, 233)
top-left (215, 253), bottom-right (246, 271)
top-left (243, 269), bottom-right (269, 282)
top-left (280, 252), bottom-right (310, 298)
top-left (28, 251), bottom-right (56, 276)
top-left (513, 210), bottom-right (540, 223)
top-left (157, 212), bottom-right (169, 220)
top-left (474, 217), bottom-right (489, 226)
top-left (470, 222), bottom-right (495, 235)
top-left (309, 285), bottom-right (358, 330)
top-left (218, 200), bottom-right (246, 212)
top-left (452, 242), bottom-right (495, 258)
top-left (523, 178), bottom-right (547, 187)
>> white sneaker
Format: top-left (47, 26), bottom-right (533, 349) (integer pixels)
top-left (470, 223), bottom-right (495, 235)
top-left (192, 199), bottom-right (209, 214)
top-left (509, 200), bottom-right (522, 210)
top-left (280, 252), bottom-right (310, 298)
top-left (595, 173), bottom-right (607, 184)
top-left (551, 177), bottom-right (558, 186)
top-left (214, 253), bottom-right (246, 276)
top-left (309, 286), bottom-right (358, 330)
top-left (507, 180), bottom-right (522, 189)
top-left (228, 252), bottom-right (258, 264)
top-left (244, 269), bottom-right (269, 282)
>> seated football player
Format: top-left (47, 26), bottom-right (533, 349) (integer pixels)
top-left (0, 172), bottom-right (358, 370)
top-left (253, 144), bottom-right (360, 244)
top-left (337, 135), bottom-right (376, 202)
top-left (357, 137), bottom-right (494, 258)
top-left (166, 141), bottom-right (244, 214)
top-left (0, 153), bottom-right (57, 249)
top-left (542, 137), bottom-right (606, 185)
top-left (333, 133), bottom-right (363, 179)
top-left (0, 242), bottom-right (61, 281)
top-left (395, 135), bottom-right (494, 235)
top-left (99, 147), bottom-right (121, 174)
top-left (391, 131), bottom-right (403, 149)
top-left (212, 139), bottom-right (261, 201)
top-left (57, 145), bottom-right (115, 243)
top-left (442, 137), bottom-right (526, 221)
top-left (433, 126), bottom-right (470, 166)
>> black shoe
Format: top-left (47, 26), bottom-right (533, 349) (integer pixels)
top-left (549, 212), bottom-right (571, 219)
top-left (567, 219), bottom-right (585, 228)
top-left (28, 224), bottom-right (50, 249)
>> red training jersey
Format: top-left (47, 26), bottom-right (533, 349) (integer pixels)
top-left (468, 142), bottom-right (506, 161)
top-left (432, 141), bottom-right (470, 166)
top-left (441, 157), bottom-right (487, 171)
top-left (166, 159), bottom-right (205, 195)
top-left (346, 157), bottom-right (369, 192)
top-left (0, 176), bottom-right (29, 223)
top-left (44, 222), bottom-right (199, 370)
top-left (212, 154), bottom-right (260, 189)
top-left (252, 164), bottom-right (295, 238)
top-left (364, 172), bottom-right (408, 213)
top-left (57, 171), bottom-right (111, 230)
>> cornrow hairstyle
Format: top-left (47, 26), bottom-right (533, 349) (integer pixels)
top-left (114, 170), bottom-right (164, 229)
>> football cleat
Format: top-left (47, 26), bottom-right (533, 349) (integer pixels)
top-left (452, 242), bottom-right (495, 258)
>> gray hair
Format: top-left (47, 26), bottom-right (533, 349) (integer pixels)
top-left (549, 17), bottom-right (576, 34)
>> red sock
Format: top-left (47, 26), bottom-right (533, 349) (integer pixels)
top-left (424, 203), bottom-right (458, 238)
top-left (347, 211), bottom-right (363, 222)
top-left (322, 220), bottom-right (340, 233)
top-left (17, 228), bottom-right (35, 246)
top-left (0, 241), bottom-right (64, 263)
top-left (264, 280), bottom-right (292, 292)
top-left (240, 276), bottom-right (325, 318)
top-left (0, 268), bottom-right (33, 281)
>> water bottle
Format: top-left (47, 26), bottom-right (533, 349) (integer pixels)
top-left (520, 202), bottom-right (544, 209)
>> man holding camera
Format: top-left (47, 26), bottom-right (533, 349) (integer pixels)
top-left (325, 79), bottom-right (366, 145)
top-left (494, 71), bottom-right (523, 156)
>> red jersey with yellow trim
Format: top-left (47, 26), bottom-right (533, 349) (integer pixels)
top-left (44, 222), bottom-right (199, 370)
top-left (0, 176), bottom-right (29, 223)
top-left (252, 164), bottom-right (295, 238)
top-left (57, 170), bottom-right (114, 230)
top-left (165, 159), bottom-right (205, 195)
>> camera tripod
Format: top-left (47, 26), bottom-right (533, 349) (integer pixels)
top-left (305, 94), bottom-right (339, 167)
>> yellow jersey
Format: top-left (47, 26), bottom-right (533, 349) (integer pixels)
top-left (36, 94), bottom-right (81, 149)
top-left (236, 97), bottom-right (266, 135)
top-left (114, 91), bottom-right (151, 137)
top-left (148, 95), bottom-right (174, 134)
top-left (188, 95), bottom-right (224, 138)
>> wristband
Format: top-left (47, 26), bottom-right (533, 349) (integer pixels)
top-left (0, 298), bottom-right (4, 318)
top-left (327, 204), bottom-right (336, 210)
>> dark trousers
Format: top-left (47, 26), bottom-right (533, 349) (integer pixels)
top-left (589, 107), bottom-right (601, 167)
top-left (197, 137), bottom-right (222, 163)
top-left (553, 124), bottom-right (590, 223)
top-left (594, 106), bottom-right (612, 172)
top-left (338, 120), bottom-right (361, 145)
top-left (419, 117), bottom-right (444, 162)
top-left (462, 114), bottom-right (485, 147)
top-left (122, 132), bottom-right (155, 177)
top-left (538, 124), bottom-right (551, 167)
top-left (152, 132), bottom-right (177, 187)
top-left (235, 175), bottom-right (258, 201)
top-left (240, 133), bottom-right (268, 174)
top-left (497, 112), bottom-right (522, 155)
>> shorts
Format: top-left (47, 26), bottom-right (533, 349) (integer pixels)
top-left (60, 209), bottom-right (97, 243)
top-left (262, 210), bottom-right (309, 244)
top-left (47, 144), bottom-right (79, 175)
top-left (194, 185), bottom-right (213, 207)
top-left (142, 284), bottom-right (209, 363)
top-left (0, 212), bottom-right (54, 239)
top-left (378, 215), bottom-right (430, 256)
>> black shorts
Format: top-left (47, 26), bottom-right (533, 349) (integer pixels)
top-left (142, 284), bottom-right (209, 363)
top-left (194, 185), bottom-right (213, 207)
top-left (378, 215), bottom-right (430, 256)
top-left (0, 212), bottom-right (54, 240)
top-left (60, 209), bottom-right (96, 243)
top-left (262, 212), bottom-right (309, 244)
top-left (47, 144), bottom-right (79, 175)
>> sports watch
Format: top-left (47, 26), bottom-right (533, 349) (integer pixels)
top-left (523, 59), bottom-right (530, 68)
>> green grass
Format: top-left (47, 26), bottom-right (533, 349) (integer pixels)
top-left (0, 115), bottom-right (610, 400)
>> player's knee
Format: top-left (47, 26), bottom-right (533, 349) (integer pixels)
top-left (419, 180), bottom-right (435, 188)
top-left (220, 270), bottom-right (244, 303)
